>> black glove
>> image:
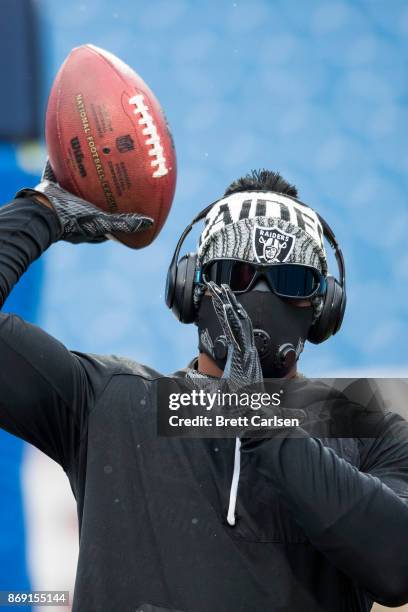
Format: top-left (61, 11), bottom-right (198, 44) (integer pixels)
top-left (16, 161), bottom-right (153, 244)
top-left (205, 280), bottom-right (263, 391)
top-left (206, 281), bottom-right (317, 442)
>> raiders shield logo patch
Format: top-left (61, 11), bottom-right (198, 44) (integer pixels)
top-left (253, 226), bottom-right (295, 263)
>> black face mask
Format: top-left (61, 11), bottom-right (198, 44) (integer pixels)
top-left (197, 289), bottom-right (314, 378)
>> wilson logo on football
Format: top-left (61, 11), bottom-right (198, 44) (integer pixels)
top-left (129, 94), bottom-right (168, 178)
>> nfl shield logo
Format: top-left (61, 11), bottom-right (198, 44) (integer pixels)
top-left (253, 226), bottom-right (295, 264)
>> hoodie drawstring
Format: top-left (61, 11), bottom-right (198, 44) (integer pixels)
top-left (227, 437), bottom-right (241, 526)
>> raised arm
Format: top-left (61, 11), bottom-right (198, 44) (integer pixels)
top-left (0, 195), bottom-right (91, 469)
top-left (0, 168), bottom-right (153, 469)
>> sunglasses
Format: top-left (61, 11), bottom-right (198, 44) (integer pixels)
top-left (199, 259), bottom-right (326, 299)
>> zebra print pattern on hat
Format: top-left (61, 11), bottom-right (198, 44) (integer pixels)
top-left (198, 191), bottom-right (325, 257)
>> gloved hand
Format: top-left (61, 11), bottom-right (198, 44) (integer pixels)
top-left (16, 161), bottom-right (153, 244)
top-left (205, 280), bottom-right (263, 391)
top-left (205, 280), bottom-right (314, 443)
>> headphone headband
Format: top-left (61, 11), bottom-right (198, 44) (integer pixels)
top-left (167, 198), bottom-right (219, 277)
top-left (315, 212), bottom-right (346, 291)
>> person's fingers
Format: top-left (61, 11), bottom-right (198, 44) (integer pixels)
top-left (207, 282), bottom-right (230, 325)
top-left (206, 281), bottom-right (241, 348)
top-left (107, 213), bottom-right (154, 233)
top-left (65, 234), bottom-right (108, 245)
top-left (220, 284), bottom-right (252, 348)
top-left (78, 212), bottom-right (153, 238)
top-left (205, 281), bottom-right (257, 357)
top-left (205, 280), bottom-right (223, 300)
top-left (222, 303), bottom-right (241, 351)
top-left (220, 284), bottom-right (247, 318)
top-left (206, 282), bottom-right (225, 317)
top-left (206, 281), bottom-right (229, 324)
top-left (221, 294), bottom-right (247, 352)
top-left (41, 160), bottom-right (57, 183)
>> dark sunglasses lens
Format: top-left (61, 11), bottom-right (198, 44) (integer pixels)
top-left (230, 261), bottom-right (257, 292)
top-left (268, 265), bottom-right (319, 297)
top-left (202, 260), bottom-right (236, 286)
top-left (202, 261), bottom-right (220, 284)
top-left (203, 260), bottom-right (256, 291)
top-left (202, 261), bottom-right (321, 298)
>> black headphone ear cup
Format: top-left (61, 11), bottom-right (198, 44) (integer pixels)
top-left (165, 264), bottom-right (176, 309)
top-left (308, 275), bottom-right (338, 344)
top-left (333, 288), bottom-right (346, 336)
top-left (181, 253), bottom-right (198, 324)
top-left (171, 253), bottom-right (197, 324)
top-left (327, 278), bottom-right (344, 339)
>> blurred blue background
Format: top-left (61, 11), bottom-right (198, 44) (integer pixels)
top-left (0, 0), bottom-right (407, 603)
top-left (36, 0), bottom-right (408, 376)
top-left (0, 148), bottom-right (42, 600)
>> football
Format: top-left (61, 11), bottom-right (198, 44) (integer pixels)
top-left (45, 44), bottom-right (177, 248)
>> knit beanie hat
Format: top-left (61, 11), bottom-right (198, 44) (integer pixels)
top-left (194, 190), bottom-right (328, 317)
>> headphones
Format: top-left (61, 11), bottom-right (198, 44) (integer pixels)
top-left (165, 192), bottom-right (346, 345)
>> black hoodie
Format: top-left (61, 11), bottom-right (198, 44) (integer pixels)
top-left (0, 198), bottom-right (407, 611)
